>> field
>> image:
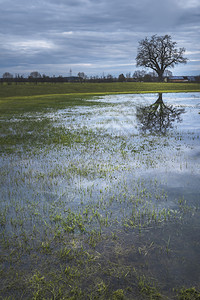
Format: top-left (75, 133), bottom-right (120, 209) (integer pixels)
top-left (0, 84), bottom-right (200, 299)
top-left (0, 81), bottom-right (200, 99)
top-left (1, 82), bottom-right (200, 115)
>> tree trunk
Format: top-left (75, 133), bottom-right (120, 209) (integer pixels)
top-left (157, 71), bottom-right (164, 82)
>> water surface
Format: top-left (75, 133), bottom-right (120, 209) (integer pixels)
top-left (0, 92), bottom-right (200, 299)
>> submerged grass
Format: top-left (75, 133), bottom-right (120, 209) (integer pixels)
top-left (0, 94), bottom-right (107, 115)
top-left (0, 91), bottom-right (200, 299)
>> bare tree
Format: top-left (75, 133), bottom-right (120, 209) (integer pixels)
top-left (3, 72), bottom-right (13, 79)
top-left (118, 73), bottom-right (126, 82)
top-left (136, 35), bottom-right (187, 81)
top-left (133, 70), bottom-right (147, 81)
top-left (29, 71), bottom-right (41, 78)
top-left (78, 72), bottom-right (87, 80)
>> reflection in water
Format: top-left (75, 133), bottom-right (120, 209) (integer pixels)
top-left (136, 93), bottom-right (185, 134)
top-left (1, 92), bottom-right (200, 299)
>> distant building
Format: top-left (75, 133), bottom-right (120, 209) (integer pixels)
top-left (186, 76), bottom-right (196, 82)
top-left (166, 76), bottom-right (197, 83)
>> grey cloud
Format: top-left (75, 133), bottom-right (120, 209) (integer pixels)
top-left (0, 0), bottom-right (197, 34)
top-left (0, 0), bottom-right (199, 76)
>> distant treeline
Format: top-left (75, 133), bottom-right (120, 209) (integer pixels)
top-left (1, 71), bottom-right (200, 84)
top-left (0, 76), bottom-right (148, 84)
top-left (0, 76), bottom-right (82, 84)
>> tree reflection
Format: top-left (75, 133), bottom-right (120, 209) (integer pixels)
top-left (136, 93), bottom-right (185, 134)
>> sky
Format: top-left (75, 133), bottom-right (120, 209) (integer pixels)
top-left (0, 0), bottom-right (200, 78)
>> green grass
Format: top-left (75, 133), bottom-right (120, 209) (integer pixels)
top-left (0, 94), bottom-right (104, 115)
top-left (0, 81), bottom-right (200, 98)
top-left (1, 84), bottom-right (200, 299)
top-left (1, 82), bottom-right (200, 115)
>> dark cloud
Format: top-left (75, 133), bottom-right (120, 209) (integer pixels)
top-left (0, 0), bottom-right (199, 76)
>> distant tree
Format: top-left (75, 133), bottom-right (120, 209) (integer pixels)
top-left (164, 70), bottom-right (173, 77)
top-left (143, 74), bottom-right (152, 82)
top-left (136, 35), bottom-right (187, 81)
top-left (42, 74), bottom-right (49, 78)
top-left (106, 74), bottom-right (114, 82)
top-left (15, 73), bottom-right (24, 79)
top-left (78, 72), bottom-right (87, 80)
top-left (29, 71), bottom-right (41, 78)
top-left (133, 70), bottom-right (146, 81)
top-left (126, 72), bottom-right (131, 79)
top-left (3, 72), bottom-right (13, 79)
top-left (118, 73), bottom-right (126, 82)
top-left (106, 74), bottom-right (113, 79)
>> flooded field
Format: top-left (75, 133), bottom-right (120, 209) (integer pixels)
top-left (0, 92), bottom-right (200, 299)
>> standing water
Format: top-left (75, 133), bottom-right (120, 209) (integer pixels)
top-left (0, 92), bottom-right (200, 299)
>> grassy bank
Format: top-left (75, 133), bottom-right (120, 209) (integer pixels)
top-left (1, 82), bottom-right (200, 115)
top-left (0, 82), bottom-right (200, 98)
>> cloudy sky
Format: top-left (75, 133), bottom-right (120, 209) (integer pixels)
top-left (0, 0), bottom-right (200, 77)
